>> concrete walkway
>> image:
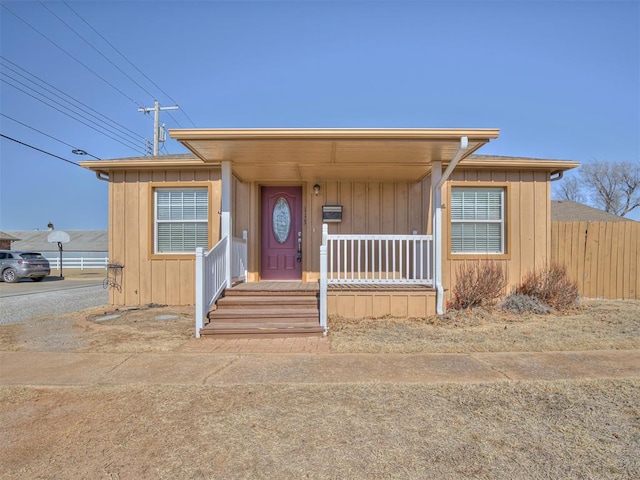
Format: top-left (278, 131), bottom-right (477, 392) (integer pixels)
top-left (0, 350), bottom-right (638, 387)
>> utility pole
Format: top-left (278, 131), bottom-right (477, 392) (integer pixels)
top-left (138, 100), bottom-right (179, 156)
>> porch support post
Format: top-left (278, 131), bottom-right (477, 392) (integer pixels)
top-left (195, 247), bottom-right (204, 338)
top-left (221, 160), bottom-right (233, 288)
top-left (319, 224), bottom-right (329, 334)
top-left (431, 161), bottom-right (444, 315)
top-left (432, 136), bottom-right (469, 315)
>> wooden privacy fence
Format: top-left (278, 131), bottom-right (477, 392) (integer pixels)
top-left (551, 221), bottom-right (640, 300)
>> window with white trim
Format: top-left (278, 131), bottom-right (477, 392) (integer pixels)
top-left (451, 187), bottom-right (505, 254)
top-left (154, 188), bottom-right (208, 253)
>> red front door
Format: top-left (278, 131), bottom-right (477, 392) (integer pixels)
top-left (261, 186), bottom-right (303, 280)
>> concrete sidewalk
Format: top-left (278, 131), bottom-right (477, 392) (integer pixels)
top-left (1, 350), bottom-right (638, 387)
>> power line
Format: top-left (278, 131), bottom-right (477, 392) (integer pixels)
top-left (1, 76), bottom-right (146, 153)
top-left (0, 133), bottom-right (83, 169)
top-left (61, 0), bottom-right (198, 127)
top-left (37, 0), bottom-right (158, 102)
top-left (1, 113), bottom-right (101, 160)
top-left (166, 111), bottom-right (183, 128)
top-left (1, 3), bottom-right (144, 108)
top-left (0, 58), bottom-right (145, 144)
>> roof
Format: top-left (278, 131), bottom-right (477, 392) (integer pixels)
top-left (81, 127), bottom-right (579, 183)
top-left (168, 128), bottom-right (501, 182)
top-left (6, 230), bottom-right (108, 252)
top-left (467, 154), bottom-right (579, 171)
top-left (0, 231), bottom-right (20, 241)
top-left (551, 201), bottom-right (634, 222)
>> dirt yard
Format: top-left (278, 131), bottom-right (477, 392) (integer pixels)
top-left (1, 300), bottom-right (638, 479)
top-left (1, 299), bottom-right (639, 354)
top-left (329, 300), bottom-right (640, 353)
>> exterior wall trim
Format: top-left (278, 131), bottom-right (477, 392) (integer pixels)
top-left (147, 181), bottom-right (215, 260)
top-left (445, 181), bottom-right (512, 261)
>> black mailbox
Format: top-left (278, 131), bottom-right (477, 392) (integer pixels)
top-left (322, 205), bottom-right (343, 223)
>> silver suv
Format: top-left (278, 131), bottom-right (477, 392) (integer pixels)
top-left (0, 250), bottom-right (50, 283)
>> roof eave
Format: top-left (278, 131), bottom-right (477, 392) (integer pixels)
top-left (169, 127), bottom-right (501, 142)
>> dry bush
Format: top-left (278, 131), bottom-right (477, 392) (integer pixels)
top-left (449, 261), bottom-right (507, 310)
top-left (516, 263), bottom-right (579, 311)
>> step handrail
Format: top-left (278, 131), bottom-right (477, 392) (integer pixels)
top-left (195, 237), bottom-right (228, 338)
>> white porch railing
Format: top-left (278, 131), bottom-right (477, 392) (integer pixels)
top-left (319, 224), bottom-right (433, 332)
top-left (231, 235), bottom-right (248, 283)
top-left (195, 237), bottom-right (228, 338)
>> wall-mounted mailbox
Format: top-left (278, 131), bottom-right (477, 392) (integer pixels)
top-left (322, 205), bottom-right (343, 223)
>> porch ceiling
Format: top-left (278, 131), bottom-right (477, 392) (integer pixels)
top-left (169, 128), bottom-right (501, 182)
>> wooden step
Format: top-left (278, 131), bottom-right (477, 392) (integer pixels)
top-left (200, 322), bottom-right (324, 338)
top-left (209, 308), bottom-right (320, 323)
top-left (204, 284), bottom-right (322, 338)
top-left (224, 289), bottom-right (318, 297)
top-left (216, 295), bottom-right (318, 309)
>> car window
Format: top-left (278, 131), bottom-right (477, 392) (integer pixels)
top-left (0, 253), bottom-right (7, 259)
top-left (19, 253), bottom-right (45, 259)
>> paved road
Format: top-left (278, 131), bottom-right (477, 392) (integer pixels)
top-left (0, 278), bottom-right (108, 325)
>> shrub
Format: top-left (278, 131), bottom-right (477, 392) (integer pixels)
top-left (500, 293), bottom-right (551, 314)
top-left (449, 261), bottom-right (507, 310)
top-left (515, 263), bottom-right (579, 311)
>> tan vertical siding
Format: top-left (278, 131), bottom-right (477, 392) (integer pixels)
top-left (107, 168), bottom-right (221, 306)
top-left (301, 179), bottom-right (432, 280)
top-left (442, 169), bottom-right (552, 305)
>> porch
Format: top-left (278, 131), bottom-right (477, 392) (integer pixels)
top-left (176, 128), bottom-right (501, 338)
top-left (196, 228), bottom-right (434, 338)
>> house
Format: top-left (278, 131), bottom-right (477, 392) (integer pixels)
top-left (7, 230), bottom-right (109, 257)
top-left (80, 128), bottom-right (579, 337)
top-left (551, 200), bottom-right (636, 222)
top-left (0, 231), bottom-right (20, 250)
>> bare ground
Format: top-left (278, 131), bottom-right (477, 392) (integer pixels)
top-left (1, 300), bottom-right (638, 479)
top-left (1, 300), bottom-right (638, 354)
top-left (1, 380), bottom-right (638, 479)
top-left (329, 300), bottom-right (640, 353)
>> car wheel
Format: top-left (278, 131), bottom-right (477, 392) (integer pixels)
top-left (2, 268), bottom-right (19, 283)
top-left (32, 277), bottom-right (45, 282)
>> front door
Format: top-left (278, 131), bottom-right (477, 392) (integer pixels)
top-left (261, 186), bottom-right (303, 280)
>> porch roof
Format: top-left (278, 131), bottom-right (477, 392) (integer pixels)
top-left (168, 128), bottom-right (501, 182)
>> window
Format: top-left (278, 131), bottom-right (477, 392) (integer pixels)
top-left (154, 188), bottom-right (209, 253)
top-left (450, 187), bottom-right (505, 254)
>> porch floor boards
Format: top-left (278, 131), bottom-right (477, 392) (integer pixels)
top-left (328, 283), bottom-right (434, 292)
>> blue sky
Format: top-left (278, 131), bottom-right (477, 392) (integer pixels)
top-left (1, 0), bottom-right (639, 230)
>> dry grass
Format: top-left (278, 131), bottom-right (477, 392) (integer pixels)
top-left (1, 380), bottom-right (638, 479)
top-left (329, 300), bottom-right (640, 353)
top-left (2, 300), bottom-right (639, 355)
top-left (0, 305), bottom-right (193, 353)
top-left (1, 300), bottom-right (638, 478)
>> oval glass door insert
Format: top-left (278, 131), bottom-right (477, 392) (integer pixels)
top-left (272, 197), bottom-right (291, 244)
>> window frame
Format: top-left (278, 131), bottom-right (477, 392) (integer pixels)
top-left (149, 182), bottom-right (213, 259)
top-left (447, 182), bottom-right (510, 260)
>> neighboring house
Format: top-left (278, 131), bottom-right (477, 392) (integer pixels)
top-left (551, 200), bottom-right (636, 222)
top-left (7, 230), bottom-right (108, 261)
top-left (0, 231), bottom-right (20, 250)
top-left (80, 128), bottom-right (578, 336)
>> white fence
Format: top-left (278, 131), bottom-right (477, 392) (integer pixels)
top-left (319, 224), bottom-right (433, 332)
top-left (46, 256), bottom-right (109, 270)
